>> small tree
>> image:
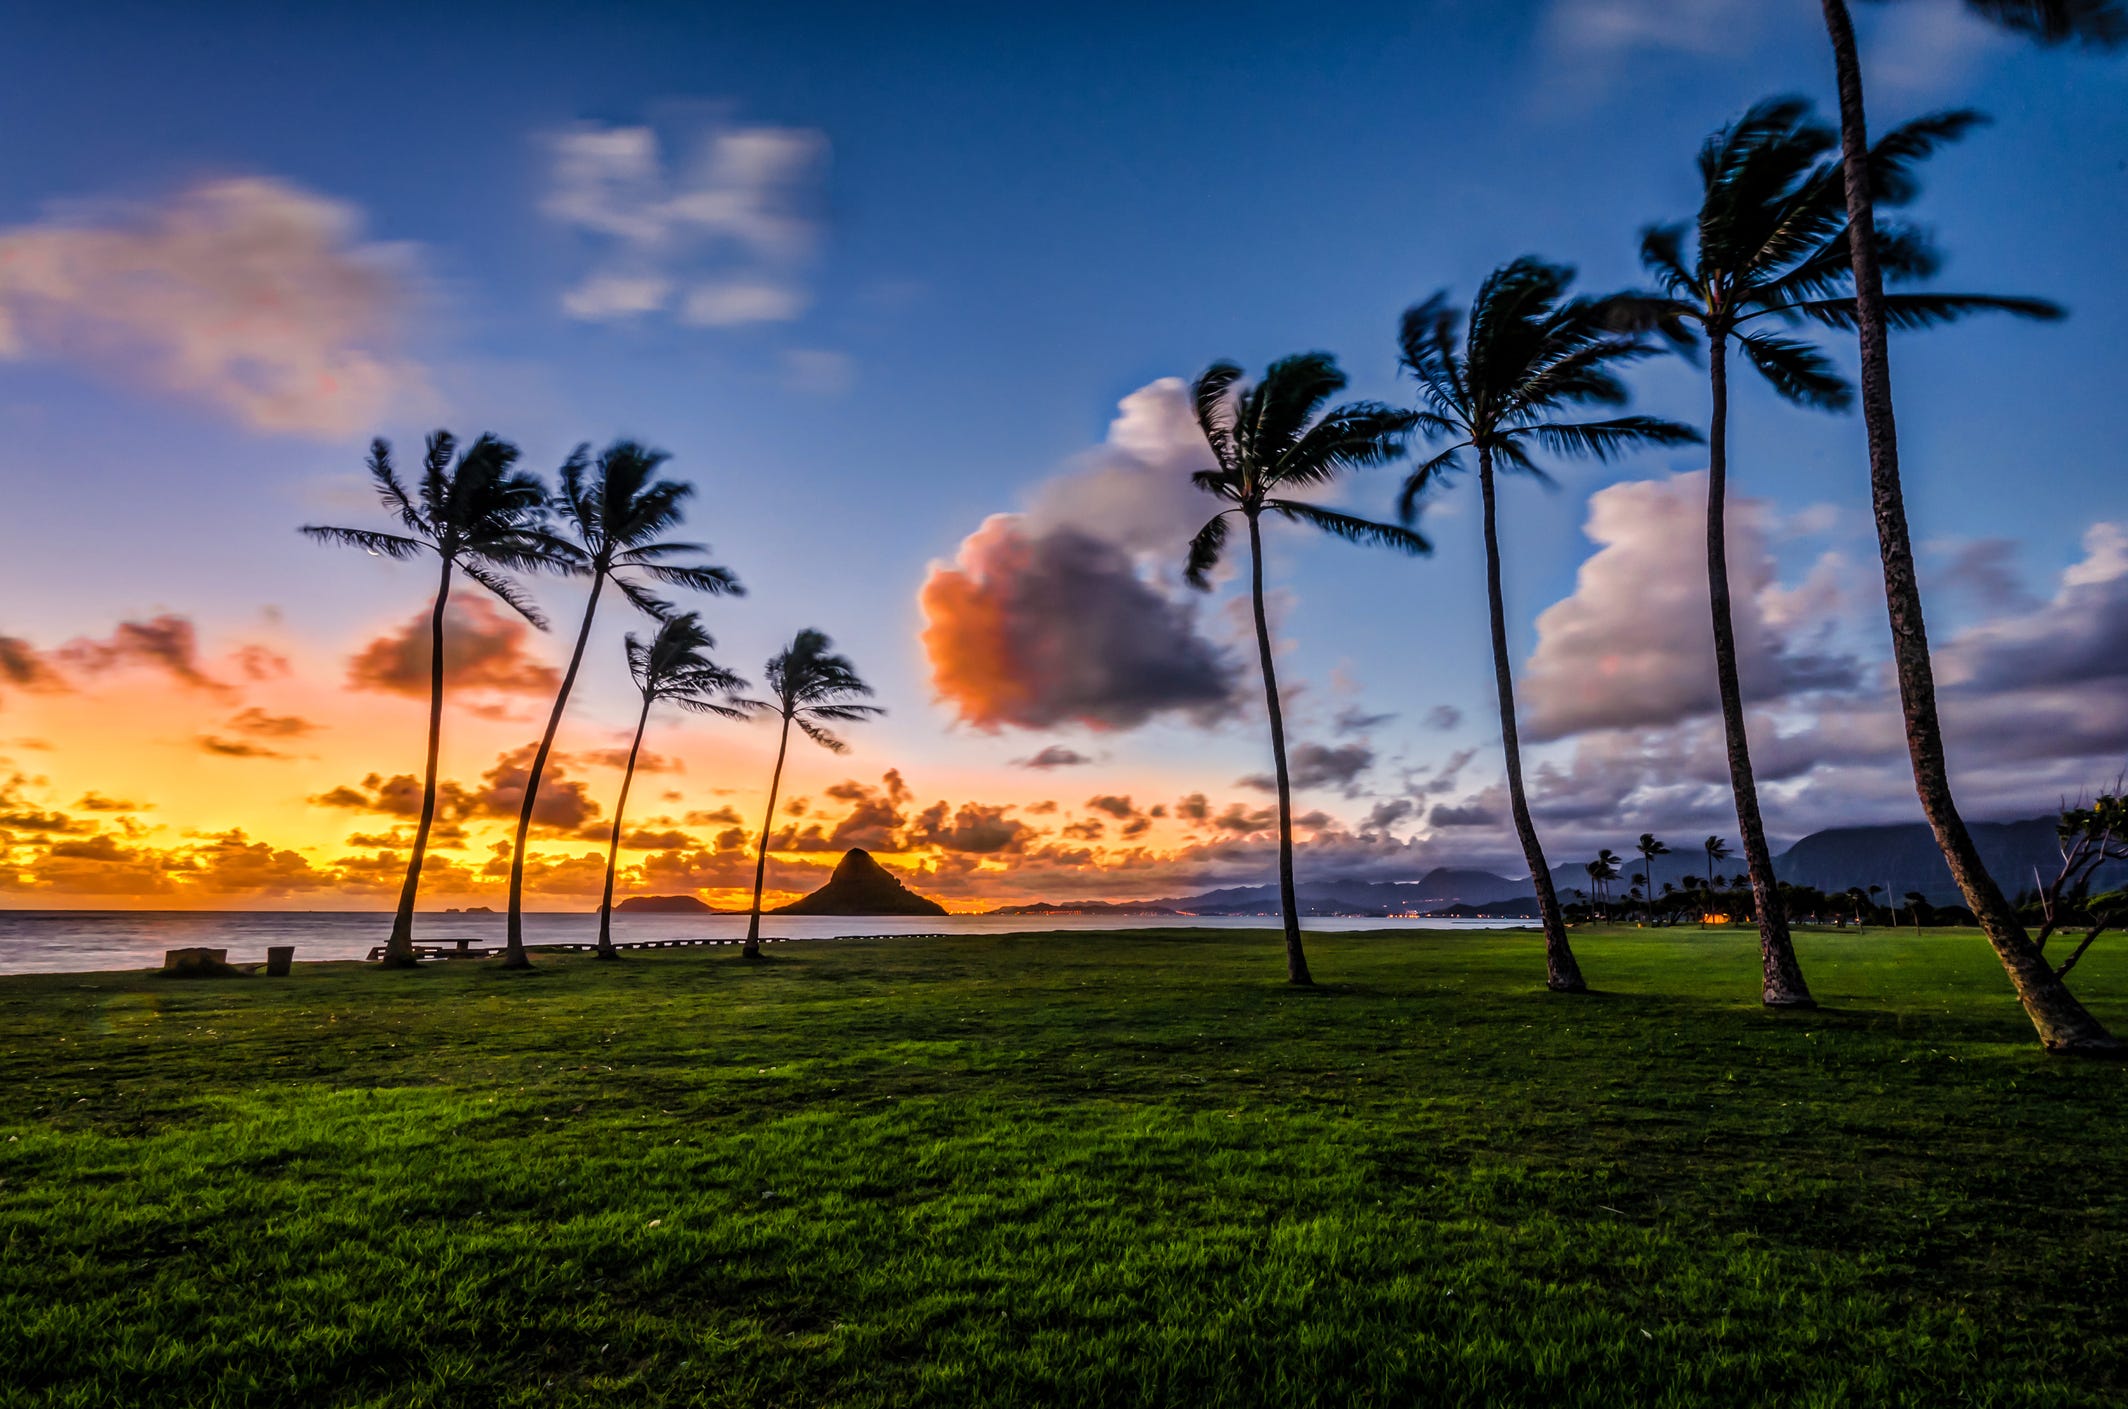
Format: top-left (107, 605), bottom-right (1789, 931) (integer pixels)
top-left (1636, 833), bottom-right (1671, 923)
top-left (2030, 792), bottom-right (2128, 979)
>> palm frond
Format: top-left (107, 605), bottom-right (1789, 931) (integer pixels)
top-left (1733, 330), bottom-right (1854, 411)
top-left (1961, 0), bottom-right (2128, 45)
top-left (1518, 415), bottom-right (1704, 461)
top-left (794, 719), bottom-right (849, 753)
top-left (1192, 362), bottom-right (1246, 474)
top-left (1265, 500), bottom-right (1431, 556)
top-left (1791, 292), bottom-right (2065, 331)
top-left (1397, 445), bottom-right (1464, 523)
top-left (631, 561), bottom-right (744, 596)
top-left (299, 525), bottom-right (428, 560)
top-left (459, 561), bottom-right (550, 630)
top-left (1184, 512), bottom-right (1231, 591)
top-left (1867, 110), bottom-right (1987, 208)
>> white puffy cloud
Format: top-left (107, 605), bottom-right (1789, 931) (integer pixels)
top-left (544, 119), bottom-right (826, 328)
top-left (1519, 472), bottom-right (1860, 740)
top-left (0, 178), bottom-right (422, 436)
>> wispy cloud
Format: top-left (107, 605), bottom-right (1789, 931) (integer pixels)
top-left (0, 178), bottom-right (424, 437)
top-left (544, 117), bottom-right (828, 328)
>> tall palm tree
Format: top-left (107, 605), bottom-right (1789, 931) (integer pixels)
top-left (501, 441), bottom-right (742, 970)
top-left (1630, 97), bottom-right (2059, 1007)
top-left (1815, 0), bottom-right (2124, 1053)
top-left (739, 630), bottom-right (882, 960)
top-left (1397, 260), bottom-right (1700, 991)
top-left (1184, 353), bottom-right (1427, 986)
top-left (301, 432), bottom-right (563, 968)
top-left (1636, 834), bottom-right (1671, 923)
top-left (1590, 848), bottom-right (1622, 919)
top-left (594, 614), bottom-right (751, 960)
top-left (1703, 835), bottom-right (1732, 912)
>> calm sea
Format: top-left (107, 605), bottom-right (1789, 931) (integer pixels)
top-left (0, 910), bottom-right (1518, 976)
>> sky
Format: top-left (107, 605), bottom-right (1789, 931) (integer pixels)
top-left (1, 0), bottom-right (2124, 911)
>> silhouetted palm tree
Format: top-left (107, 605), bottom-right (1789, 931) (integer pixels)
top-left (1630, 97), bottom-right (2059, 1007)
top-left (739, 630), bottom-right (882, 959)
top-left (501, 441), bottom-right (742, 970)
top-left (1815, 0), bottom-right (2124, 1052)
top-left (1636, 834), bottom-right (1671, 923)
top-left (1703, 836), bottom-right (1732, 915)
top-left (1398, 260), bottom-right (1700, 990)
top-left (1587, 849), bottom-right (1623, 919)
top-left (302, 432), bottom-right (563, 968)
top-left (1185, 353), bottom-right (1426, 986)
top-left (594, 614), bottom-right (751, 960)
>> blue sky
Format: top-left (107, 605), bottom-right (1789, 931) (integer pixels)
top-left (1, 0), bottom-right (2124, 905)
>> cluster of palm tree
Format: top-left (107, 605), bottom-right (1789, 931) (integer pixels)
top-left (304, 434), bottom-right (879, 969)
top-left (1186, 0), bottom-right (2124, 1055)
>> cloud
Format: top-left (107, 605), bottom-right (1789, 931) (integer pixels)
top-left (1939, 524), bottom-right (2128, 695)
top-left (348, 596), bottom-right (560, 698)
top-left (921, 517), bottom-right (1239, 731)
top-left (781, 347), bottom-right (853, 395)
top-left (0, 637), bottom-right (66, 696)
top-left (0, 177), bottom-right (423, 436)
top-left (1519, 473), bottom-right (1860, 740)
top-left (920, 379), bottom-right (1243, 732)
top-left (1541, 0), bottom-right (1767, 63)
top-left (907, 802), bottom-right (1035, 855)
top-left (55, 615), bottom-right (229, 693)
top-left (1015, 745), bottom-right (1092, 770)
top-left (1239, 742), bottom-right (1375, 797)
top-left (225, 707), bottom-right (319, 738)
top-left (544, 118), bottom-right (827, 328)
top-left (196, 735), bottom-right (292, 760)
top-left (1333, 707), bottom-right (1396, 735)
top-left (1424, 705), bottom-right (1463, 731)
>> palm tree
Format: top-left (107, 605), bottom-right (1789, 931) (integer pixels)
top-left (1816, 0), bottom-right (2124, 1052)
top-left (1636, 834), bottom-right (1672, 924)
top-left (1397, 259), bottom-right (1700, 991)
top-left (501, 441), bottom-right (742, 970)
top-left (302, 432), bottom-right (562, 968)
top-left (1629, 97), bottom-right (2058, 1008)
top-left (1588, 848), bottom-right (1623, 920)
top-left (1702, 838), bottom-right (1736, 915)
top-left (739, 630), bottom-right (882, 959)
top-left (594, 614), bottom-right (751, 960)
top-left (1184, 353), bottom-right (1427, 986)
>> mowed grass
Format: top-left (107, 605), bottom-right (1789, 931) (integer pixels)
top-left (2, 926), bottom-right (2125, 1408)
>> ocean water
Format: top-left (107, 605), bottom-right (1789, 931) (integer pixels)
top-left (0, 910), bottom-right (1521, 976)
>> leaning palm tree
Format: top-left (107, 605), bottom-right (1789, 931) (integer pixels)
top-left (302, 431), bottom-right (563, 968)
top-left (1629, 96), bottom-right (2060, 1008)
top-left (739, 630), bottom-right (883, 960)
top-left (1815, 0), bottom-right (2124, 1051)
top-left (501, 441), bottom-right (742, 970)
top-left (1397, 260), bottom-right (1700, 991)
top-left (1636, 834), bottom-right (1671, 924)
top-left (1184, 353), bottom-right (1427, 986)
top-left (593, 614), bottom-right (751, 960)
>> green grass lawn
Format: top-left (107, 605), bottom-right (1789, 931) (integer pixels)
top-left (2, 925), bottom-right (2125, 1408)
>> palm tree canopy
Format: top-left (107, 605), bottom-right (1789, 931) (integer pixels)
top-left (550, 440), bottom-right (745, 617)
top-left (1183, 353), bottom-right (1429, 589)
top-left (625, 613), bottom-right (753, 719)
top-left (1943, 0), bottom-right (2127, 44)
top-left (301, 430), bottom-right (568, 627)
top-left (1638, 833), bottom-right (1671, 858)
top-left (741, 628), bottom-right (884, 752)
top-left (1395, 258), bottom-right (1702, 519)
top-left (1629, 97), bottom-right (2061, 412)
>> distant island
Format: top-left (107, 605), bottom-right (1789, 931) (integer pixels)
top-left (615, 895), bottom-right (720, 914)
top-left (442, 906), bottom-right (495, 915)
top-left (773, 849), bottom-right (948, 916)
top-left (989, 900), bottom-right (1182, 916)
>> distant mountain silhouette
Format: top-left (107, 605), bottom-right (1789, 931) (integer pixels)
top-left (615, 895), bottom-right (717, 914)
top-left (1772, 818), bottom-right (2118, 904)
top-left (774, 849), bottom-right (948, 916)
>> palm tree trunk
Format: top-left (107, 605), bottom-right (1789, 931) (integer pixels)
top-left (503, 575), bottom-right (605, 970)
top-left (595, 692), bottom-right (652, 960)
top-left (382, 557), bottom-right (455, 969)
top-left (1820, 0), bottom-right (2118, 1053)
top-left (1707, 337), bottom-right (1814, 1006)
top-left (743, 716), bottom-right (794, 960)
top-left (1478, 448), bottom-right (1583, 992)
top-left (1246, 512), bottom-right (1312, 986)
